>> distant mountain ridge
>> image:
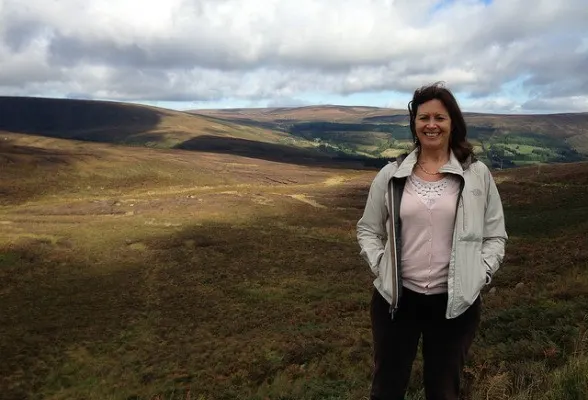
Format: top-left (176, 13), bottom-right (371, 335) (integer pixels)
top-left (191, 105), bottom-right (408, 123)
top-left (191, 105), bottom-right (588, 167)
top-left (192, 105), bottom-right (588, 141)
top-left (0, 96), bottom-right (332, 165)
top-left (1, 97), bottom-right (587, 169)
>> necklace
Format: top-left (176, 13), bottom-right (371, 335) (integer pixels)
top-left (417, 162), bottom-right (441, 176)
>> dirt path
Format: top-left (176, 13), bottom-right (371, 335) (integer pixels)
top-left (287, 194), bottom-right (326, 209)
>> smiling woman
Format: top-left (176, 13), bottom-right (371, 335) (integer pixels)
top-left (357, 82), bottom-right (508, 400)
top-left (409, 83), bottom-right (473, 169)
top-left (413, 99), bottom-right (452, 174)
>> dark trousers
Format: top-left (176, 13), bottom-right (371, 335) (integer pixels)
top-left (370, 287), bottom-right (481, 400)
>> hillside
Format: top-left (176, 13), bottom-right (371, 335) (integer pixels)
top-left (0, 97), bottom-right (285, 145)
top-left (1, 97), bottom-right (586, 170)
top-left (0, 134), bottom-right (587, 399)
top-left (193, 105), bottom-right (408, 123)
top-left (192, 105), bottom-right (588, 142)
top-left (0, 131), bottom-right (368, 205)
top-left (192, 105), bottom-right (588, 166)
top-left (0, 97), bottom-right (328, 164)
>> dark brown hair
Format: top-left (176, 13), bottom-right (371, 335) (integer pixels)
top-left (408, 82), bottom-right (473, 163)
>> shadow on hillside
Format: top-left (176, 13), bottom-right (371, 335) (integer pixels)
top-left (0, 139), bottom-right (83, 163)
top-left (0, 97), bottom-right (161, 142)
top-left (0, 139), bottom-right (99, 204)
top-left (0, 211), bottom-right (369, 399)
top-left (175, 135), bottom-right (385, 169)
top-left (0, 245), bottom-right (147, 399)
top-left (362, 115), bottom-right (408, 123)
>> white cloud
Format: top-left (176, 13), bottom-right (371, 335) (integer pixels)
top-left (0, 0), bottom-right (587, 112)
top-left (522, 96), bottom-right (588, 113)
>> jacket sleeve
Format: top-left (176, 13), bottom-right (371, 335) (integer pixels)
top-left (482, 167), bottom-right (508, 284)
top-left (356, 166), bottom-right (390, 277)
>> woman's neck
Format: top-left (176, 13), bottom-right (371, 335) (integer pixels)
top-left (418, 147), bottom-right (450, 164)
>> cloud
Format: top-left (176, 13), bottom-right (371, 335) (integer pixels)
top-left (522, 96), bottom-right (588, 113)
top-left (266, 96), bottom-right (312, 108)
top-left (0, 0), bottom-right (587, 112)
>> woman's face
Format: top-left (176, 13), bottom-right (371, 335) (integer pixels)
top-left (414, 99), bottom-right (452, 153)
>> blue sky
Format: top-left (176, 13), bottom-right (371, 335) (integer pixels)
top-left (1, 0), bottom-right (586, 114)
top-left (431, 0), bottom-right (493, 13)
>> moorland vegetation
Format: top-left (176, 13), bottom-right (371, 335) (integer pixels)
top-left (0, 98), bottom-right (587, 399)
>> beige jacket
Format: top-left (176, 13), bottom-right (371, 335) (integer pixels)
top-left (357, 149), bottom-right (507, 319)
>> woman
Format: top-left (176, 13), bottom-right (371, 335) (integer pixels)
top-left (357, 83), bottom-right (507, 400)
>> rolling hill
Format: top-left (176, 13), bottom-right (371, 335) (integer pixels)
top-left (0, 97), bottom-right (330, 165)
top-left (191, 105), bottom-right (408, 123)
top-left (192, 105), bottom-right (588, 145)
top-left (0, 97), bottom-right (287, 145)
top-left (0, 130), bottom-right (370, 206)
top-left (2, 97), bottom-right (587, 170)
top-left (192, 105), bottom-right (588, 167)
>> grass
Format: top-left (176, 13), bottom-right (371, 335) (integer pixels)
top-left (1, 139), bottom-right (588, 399)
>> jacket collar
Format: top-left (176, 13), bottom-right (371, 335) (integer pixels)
top-left (393, 148), bottom-right (472, 179)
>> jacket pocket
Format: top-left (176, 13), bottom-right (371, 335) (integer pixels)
top-left (378, 240), bottom-right (392, 294)
top-left (456, 237), bottom-right (485, 305)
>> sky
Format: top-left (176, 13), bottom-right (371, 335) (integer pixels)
top-left (1, 0), bottom-right (587, 114)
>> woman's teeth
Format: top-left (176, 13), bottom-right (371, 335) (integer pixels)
top-left (425, 132), bottom-right (440, 137)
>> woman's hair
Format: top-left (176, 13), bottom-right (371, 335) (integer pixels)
top-left (407, 82), bottom-right (473, 163)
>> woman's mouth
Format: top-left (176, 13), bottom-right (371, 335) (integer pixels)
top-left (424, 132), bottom-right (440, 137)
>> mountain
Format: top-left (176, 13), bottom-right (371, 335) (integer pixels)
top-left (191, 105), bottom-right (588, 142)
top-left (191, 105), bottom-right (588, 167)
top-left (192, 105), bottom-right (408, 123)
top-left (0, 97), bottom-right (331, 165)
top-left (0, 96), bottom-right (286, 144)
top-left (2, 97), bottom-right (587, 169)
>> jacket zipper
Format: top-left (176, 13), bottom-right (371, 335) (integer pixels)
top-left (388, 178), bottom-right (399, 319)
top-left (448, 178), bottom-right (466, 317)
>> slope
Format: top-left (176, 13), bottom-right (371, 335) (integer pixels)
top-left (0, 97), bottom-right (324, 161)
top-left (0, 131), bottom-right (368, 205)
top-left (192, 105), bottom-right (588, 164)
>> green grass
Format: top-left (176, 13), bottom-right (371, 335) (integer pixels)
top-left (482, 132), bottom-right (586, 167)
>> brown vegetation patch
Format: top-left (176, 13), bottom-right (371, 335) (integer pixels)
top-left (1, 147), bottom-right (587, 399)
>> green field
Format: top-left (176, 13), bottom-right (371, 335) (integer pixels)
top-left (284, 121), bottom-right (586, 168)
